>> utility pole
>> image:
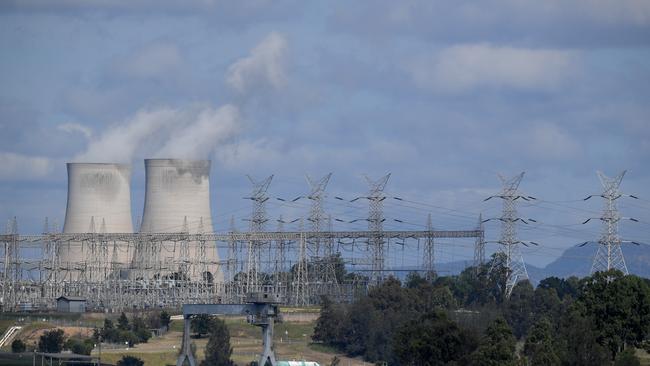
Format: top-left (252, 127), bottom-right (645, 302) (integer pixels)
top-left (245, 175), bottom-right (273, 295)
top-left (485, 173), bottom-right (535, 298)
top-left (582, 170), bottom-right (640, 274)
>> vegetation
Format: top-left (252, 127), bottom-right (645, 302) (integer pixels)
top-left (38, 328), bottom-right (65, 353)
top-left (116, 355), bottom-right (144, 366)
top-left (312, 253), bottom-right (650, 365)
top-left (10, 339), bottom-right (26, 353)
top-left (201, 317), bottom-right (235, 366)
top-left (98, 313), bottom-right (151, 346)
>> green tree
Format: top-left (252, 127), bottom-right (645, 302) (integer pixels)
top-left (313, 296), bottom-right (345, 347)
top-left (468, 318), bottom-right (517, 366)
top-left (201, 317), bottom-right (234, 366)
top-left (578, 270), bottom-right (650, 358)
top-left (503, 280), bottom-right (534, 339)
top-left (160, 310), bottom-right (171, 330)
top-left (131, 315), bottom-right (151, 343)
top-left (393, 310), bottom-right (477, 365)
top-left (614, 348), bottom-right (641, 366)
top-left (117, 312), bottom-right (130, 331)
top-left (38, 328), bottom-right (66, 353)
top-left (523, 318), bottom-right (560, 366)
top-left (11, 339), bottom-right (26, 353)
top-left (64, 338), bottom-right (93, 355)
top-left (555, 306), bottom-right (610, 366)
top-left (191, 314), bottom-right (214, 338)
top-left (116, 355), bottom-right (144, 366)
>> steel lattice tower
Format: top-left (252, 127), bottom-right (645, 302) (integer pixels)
top-left (245, 175), bottom-right (273, 294)
top-left (365, 174), bottom-right (390, 286)
top-left (423, 214), bottom-right (435, 281)
top-left (474, 214), bottom-right (486, 274)
top-left (495, 173), bottom-right (529, 298)
top-left (589, 171), bottom-right (629, 274)
top-left (292, 219), bottom-right (308, 305)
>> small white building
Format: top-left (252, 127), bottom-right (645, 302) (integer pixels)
top-left (56, 296), bottom-right (86, 313)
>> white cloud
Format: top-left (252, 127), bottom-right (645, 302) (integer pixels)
top-left (116, 42), bottom-right (182, 80)
top-left (0, 152), bottom-right (53, 180)
top-left (523, 123), bottom-right (581, 160)
top-left (56, 122), bottom-right (92, 139)
top-left (226, 32), bottom-right (288, 94)
top-left (409, 44), bottom-right (576, 93)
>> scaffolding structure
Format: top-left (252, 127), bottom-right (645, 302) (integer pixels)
top-left (0, 227), bottom-right (482, 311)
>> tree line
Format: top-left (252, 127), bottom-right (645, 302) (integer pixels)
top-left (313, 253), bottom-right (650, 365)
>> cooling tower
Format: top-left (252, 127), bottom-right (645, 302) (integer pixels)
top-left (63, 163), bottom-right (134, 233)
top-left (140, 159), bottom-right (221, 282)
top-left (61, 163), bottom-right (134, 280)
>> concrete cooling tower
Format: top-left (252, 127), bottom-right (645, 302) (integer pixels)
top-left (61, 163), bottom-right (134, 278)
top-left (63, 163), bottom-right (134, 233)
top-left (140, 159), bottom-right (222, 282)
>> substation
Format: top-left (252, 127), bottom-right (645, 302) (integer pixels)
top-left (0, 159), bottom-right (630, 312)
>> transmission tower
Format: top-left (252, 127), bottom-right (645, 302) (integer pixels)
top-left (473, 214), bottom-right (486, 274)
top-left (485, 173), bottom-right (532, 298)
top-left (423, 214), bottom-right (435, 281)
top-left (582, 170), bottom-right (639, 274)
top-left (364, 174), bottom-right (390, 286)
top-left (245, 175), bottom-right (273, 294)
top-left (292, 219), bottom-right (308, 305)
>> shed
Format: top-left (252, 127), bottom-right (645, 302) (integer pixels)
top-left (56, 296), bottom-right (87, 313)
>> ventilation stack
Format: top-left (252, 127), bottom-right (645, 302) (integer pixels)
top-left (140, 159), bottom-right (222, 282)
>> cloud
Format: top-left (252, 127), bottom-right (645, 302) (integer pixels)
top-left (226, 32), bottom-right (288, 94)
top-left (115, 42), bottom-right (182, 80)
top-left (523, 123), bottom-right (581, 160)
top-left (0, 152), bottom-right (53, 180)
top-left (409, 44), bottom-right (576, 93)
top-left (332, 0), bottom-right (650, 47)
top-left (56, 123), bottom-right (92, 139)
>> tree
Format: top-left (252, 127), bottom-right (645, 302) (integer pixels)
top-left (118, 312), bottom-right (130, 331)
top-left (468, 318), bottom-right (517, 366)
top-left (64, 338), bottom-right (94, 355)
top-left (614, 348), bottom-right (641, 366)
top-left (578, 270), bottom-right (650, 358)
top-left (555, 306), bottom-right (610, 366)
top-left (191, 314), bottom-right (214, 338)
top-left (38, 328), bottom-right (66, 353)
top-left (313, 296), bottom-right (345, 347)
top-left (11, 339), bottom-right (26, 353)
top-left (160, 310), bottom-right (171, 330)
top-left (116, 355), bottom-right (144, 366)
top-left (523, 318), bottom-right (560, 366)
top-left (393, 310), bottom-right (477, 365)
top-left (201, 317), bottom-right (234, 366)
top-left (502, 280), bottom-right (534, 339)
top-left (131, 315), bottom-right (151, 343)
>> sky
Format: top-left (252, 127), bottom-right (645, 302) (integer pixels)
top-left (1, 0), bottom-right (649, 268)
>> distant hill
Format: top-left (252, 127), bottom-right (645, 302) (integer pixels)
top-left (391, 242), bottom-right (650, 285)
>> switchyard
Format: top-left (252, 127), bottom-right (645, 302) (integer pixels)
top-left (0, 159), bottom-right (639, 312)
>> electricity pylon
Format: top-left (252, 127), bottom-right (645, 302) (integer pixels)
top-left (365, 174), bottom-right (390, 286)
top-left (245, 175), bottom-right (273, 294)
top-left (473, 214), bottom-right (486, 274)
top-left (485, 173), bottom-right (537, 298)
top-left (582, 170), bottom-right (640, 274)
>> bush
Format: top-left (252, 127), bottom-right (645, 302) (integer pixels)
top-left (38, 328), bottom-right (65, 353)
top-left (64, 338), bottom-right (94, 355)
top-left (116, 355), bottom-right (144, 366)
top-left (11, 339), bottom-right (26, 353)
